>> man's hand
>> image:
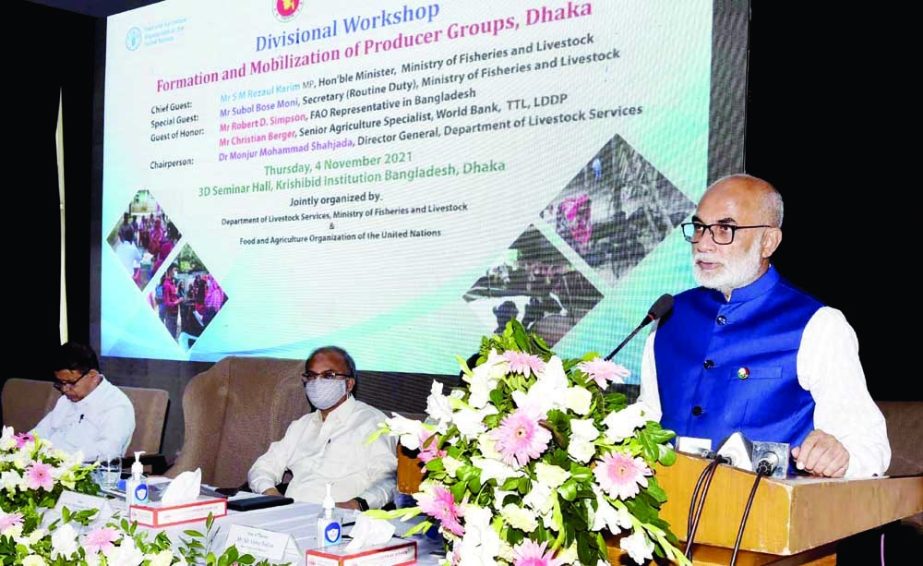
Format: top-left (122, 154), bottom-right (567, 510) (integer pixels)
top-left (262, 487), bottom-right (283, 497)
top-left (791, 430), bottom-right (849, 477)
top-left (336, 499), bottom-right (361, 510)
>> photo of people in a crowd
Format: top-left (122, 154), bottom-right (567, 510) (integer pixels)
top-left (107, 190), bottom-right (182, 290)
top-left (147, 244), bottom-right (228, 350)
top-left (464, 225), bottom-right (602, 346)
top-left (541, 134), bottom-right (694, 286)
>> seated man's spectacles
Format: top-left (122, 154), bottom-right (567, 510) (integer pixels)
top-left (53, 369), bottom-right (91, 392)
top-left (681, 221), bottom-right (774, 245)
top-left (301, 371), bottom-right (353, 383)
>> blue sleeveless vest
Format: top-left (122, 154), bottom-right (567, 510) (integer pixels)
top-left (654, 266), bottom-right (822, 450)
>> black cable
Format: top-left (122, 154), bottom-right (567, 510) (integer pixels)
top-left (730, 470), bottom-right (768, 566)
top-left (684, 457), bottom-right (723, 559)
top-left (686, 458), bottom-right (716, 536)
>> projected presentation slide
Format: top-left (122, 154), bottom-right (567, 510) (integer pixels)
top-left (102, 0), bottom-right (724, 375)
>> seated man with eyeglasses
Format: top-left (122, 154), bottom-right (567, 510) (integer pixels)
top-left (33, 342), bottom-right (135, 462)
top-left (247, 346), bottom-right (396, 510)
top-left (638, 174), bottom-right (890, 478)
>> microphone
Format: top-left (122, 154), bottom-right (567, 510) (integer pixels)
top-left (604, 293), bottom-right (674, 361)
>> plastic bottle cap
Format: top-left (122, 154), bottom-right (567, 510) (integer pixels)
top-left (322, 482), bottom-right (335, 517)
top-left (131, 450), bottom-right (146, 479)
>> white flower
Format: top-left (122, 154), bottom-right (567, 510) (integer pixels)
top-left (535, 462), bottom-right (570, 489)
top-left (522, 481), bottom-right (555, 515)
top-left (384, 414), bottom-right (425, 450)
top-left (603, 402), bottom-right (652, 443)
top-left (442, 455), bottom-right (464, 478)
top-left (471, 457), bottom-right (521, 484)
top-left (501, 504), bottom-right (538, 532)
top-left (512, 357), bottom-right (570, 415)
top-left (569, 419), bottom-right (600, 462)
top-left (453, 405), bottom-right (496, 440)
top-left (620, 530), bottom-right (655, 564)
top-left (51, 523), bottom-right (80, 560)
top-left (17, 528), bottom-right (46, 546)
top-left (564, 386), bottom-right (592, 415)
top-left (0, 427), bottom-right (15, 451)
top-left (22, 556), bottom-right (46, 566)
top-left (557, 544), bottom-right (579, 564)
top-left (146, 550), bottom-right (175, 566)
top-left (590, 488), bottom-right (633, 534)
top-left (104, 536), bottom-right (145, 566)
top-left (1, 470), bottom-right (23, 492)
top-left (457, 504), bottom-right (501, 566)
top-left (2, 524), bottom-right (23, 539)
top-left (12, 453), bottom-right (29, 470)
top-left (570, 418), bottom-right (600, 442)
top-left (537, 356), bottom-right (569, 390)
top-left (477, 432), bottom-right (503, 461)
top-left (425, 381), bottom-right (454, 433)
top-left (568, 439), bottom-right (596, 463)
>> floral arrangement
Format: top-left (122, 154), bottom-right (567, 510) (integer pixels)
top-left (1, 427), bottom-right (271, 566)
top-left (373, 322), bottom-right (686, 565)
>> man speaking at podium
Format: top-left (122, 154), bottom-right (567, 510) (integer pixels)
top-left (638, 175), bottom-right (890, 478)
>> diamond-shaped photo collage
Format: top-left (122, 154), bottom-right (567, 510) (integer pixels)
top-left (465, 133), bottom-right (694, 344)
top-left (108, 190), bottom-right (228, 350)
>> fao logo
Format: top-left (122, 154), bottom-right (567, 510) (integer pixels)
top-left (125, 27), bottom-right (142, 51)
top-left (274, 0), bottom-right (303, 22)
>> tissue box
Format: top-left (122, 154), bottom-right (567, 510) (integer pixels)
top-left (305, 538), bottom-right (417, 566)
top-left (129, 496), bottom-right (227, 528)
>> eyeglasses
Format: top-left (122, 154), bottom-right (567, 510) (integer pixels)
top-left (53, 369), bottom-right (91, 392)
top-left (681, 222), bottom-right (774, 245)
top-left (301, 370), bottom-right (353, 383)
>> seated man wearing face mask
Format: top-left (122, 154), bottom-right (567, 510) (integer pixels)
top-left (247, 346), bottom-right (397, 510)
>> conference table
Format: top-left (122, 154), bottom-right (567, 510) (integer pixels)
top-left (144, 491), bottom-right (445, 565)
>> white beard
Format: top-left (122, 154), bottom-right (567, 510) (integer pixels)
top-left (693, 241), bottom-right (763, 296)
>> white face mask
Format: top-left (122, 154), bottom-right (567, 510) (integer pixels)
top-left (304, 379), bottom-right (347, 410)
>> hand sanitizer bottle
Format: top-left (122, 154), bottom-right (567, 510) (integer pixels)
top-left (316, 483), bottom-right (341, 547)
top-left (126, 451), bottom-right (149, 510)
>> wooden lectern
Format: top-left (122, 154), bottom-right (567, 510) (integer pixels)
top-left (397, 449), bottom-right (923, 565)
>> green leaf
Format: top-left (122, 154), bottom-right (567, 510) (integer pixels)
top-left (501, 477), bottom-right (520, 491)
top-left (450, 480), bottom-right (468, 501)
top-left (517, 476), bottom-right (531, 495)
top-left (184, 530), bottom-right (204, 538)
top-left (638, 429), bottom-right (659, 463)
top-left (237, 554), bottom-right (256, 565)
top-left (424, 459), bottom-right (444, 472)
top-left (645, 422), bottom-right (677, 444)
top-left (402, 520), bottom-right (433, 538)
top-left (557, 479), bottom-right (578, 502)
top-left (624, 493), bottom-right (657, 523)
top-left (645, 477), bottom-right (668, 504)
top-left (576, 531), bottom-right (596, 566)
top-left (658, 444), bottom-right (677, 466)
top-left (569, 464), bottom-right (593, 482)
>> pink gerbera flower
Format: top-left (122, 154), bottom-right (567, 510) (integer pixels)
top-left (512, 540), bottom-right (565, 566)
top-left (490, 407), bottom-right (551, 467)
top-left (82, 527), bottom-right (119, 554)
top-left (14, 432), bottom-right (35, 449)
top-left (418, 431), bottom-right (446, 463)
top-left (503, 351), bottom-right (546, 377)
top-left (416, 486), bottom-right (464, 536)
top-left (577, 358), bottom-right (630, 388)
top-left (0, 511), bottom-right (23, 532)
top-left (593, 452), bottom-right (652, 500)
top-left (24, 462), bottom-right (54, 491)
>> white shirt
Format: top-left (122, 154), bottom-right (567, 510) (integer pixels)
top-left (639, 307), bottom-right (891, 478)
top-left (248, 396), bottom-right (397, 508)
top-left (33, 377), bottom-right (135, 462)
